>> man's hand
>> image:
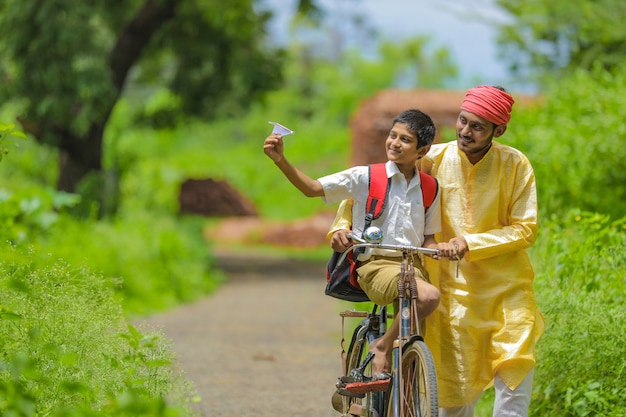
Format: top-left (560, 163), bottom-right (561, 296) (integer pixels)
top-left (330, 229), bottom-right (354, 252)
top-left (434, 241), bottom-right (456, 260)
top-left (448, 236), bottom-right (469, 259)
top-left (434, 236), bottom-right (469, 260)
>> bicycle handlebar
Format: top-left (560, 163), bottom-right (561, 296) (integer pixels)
top-left (336, 232), bottom-right (440, 265)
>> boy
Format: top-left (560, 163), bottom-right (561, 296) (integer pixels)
top-left (264, 109), bottom-right (456, 379)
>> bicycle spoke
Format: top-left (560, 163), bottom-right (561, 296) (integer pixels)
top-left (388, 338), bottom-right (438, 417)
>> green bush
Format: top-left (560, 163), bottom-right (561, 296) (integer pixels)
top-left (506, 67), bottom-right (626, 220)
top-left (530, 211), bottom-right (626, 416)
top-left (0, 186), bottom-right (80, 244)
top-left (0, 245), bottom-right (197, 416)
top-left (40, 213), bottom-right (223, 316)
top-left (0, 180), bottom-right (219, 316)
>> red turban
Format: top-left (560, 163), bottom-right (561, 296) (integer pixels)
top-left (461, 86), bottom-right (515, 125)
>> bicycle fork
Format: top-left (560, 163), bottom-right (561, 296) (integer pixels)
top-left (392, 255), bottom-right (419, 417)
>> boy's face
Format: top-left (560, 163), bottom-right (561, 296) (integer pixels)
top-left (385, 122), bottom-right (428, 167)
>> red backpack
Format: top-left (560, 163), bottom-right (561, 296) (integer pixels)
top-left (325, 163), bottom-right (438, 302)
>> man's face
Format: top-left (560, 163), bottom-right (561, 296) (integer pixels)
top-left (456, 110), bottom-right (505, 163)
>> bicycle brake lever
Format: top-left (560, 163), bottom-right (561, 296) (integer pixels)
top-left (348, 233), bottom-right (366, 244)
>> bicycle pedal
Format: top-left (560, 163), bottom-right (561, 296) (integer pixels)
top-left (337, 388), bottom-right (366, 398)
top-left (339, 375), bottom-right (367, 384)
top-left (344, 379), bottom-right (390, 394)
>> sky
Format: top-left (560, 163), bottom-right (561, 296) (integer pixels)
top-left (258, 0), bottom-right (527, 91)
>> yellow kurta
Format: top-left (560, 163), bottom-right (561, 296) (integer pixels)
top-left (328, 141), bottom-right (545, 407)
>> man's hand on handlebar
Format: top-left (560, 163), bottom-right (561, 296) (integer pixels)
top-left (448, 236), bottom-right (469, 259)
top-left (330, 229), bottom-right (354, 252)
top-left (435, 241), bottom-right (458, 260)
top-left (435, 237), bottom-right (469, 260)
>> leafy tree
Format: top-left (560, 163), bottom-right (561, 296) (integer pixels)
top-left (0, 0), bottom-right (300, 204)
top-left (496, 0), bottom-right (626, 80)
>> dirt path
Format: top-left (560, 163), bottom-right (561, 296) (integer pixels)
top-left (138, 252), bottom-right (350, 417)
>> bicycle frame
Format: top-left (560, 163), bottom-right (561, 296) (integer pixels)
top-left (335, 227), bottom-right (439, 417)
top-left (392, 251), bottom-right (422, 417)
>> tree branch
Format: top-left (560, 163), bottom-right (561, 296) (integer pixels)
top-left (109, 0), bottom-right (177, 91)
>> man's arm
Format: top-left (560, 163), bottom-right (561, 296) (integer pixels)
top-left (327, 199), bottom-right (354, 252)
top-left (264, 133), bottom-right (324, 197)
top-left (463, 163), bottom-right (538, 262)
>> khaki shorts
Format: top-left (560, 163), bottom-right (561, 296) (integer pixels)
top-left (356, 256), bottom-right (430, 306)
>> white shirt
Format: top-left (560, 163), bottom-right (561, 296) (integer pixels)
top-left (318, 161), bottom-right (441, 259)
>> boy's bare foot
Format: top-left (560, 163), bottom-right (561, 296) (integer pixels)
top-left (369, 337), bottom-right (391, 376)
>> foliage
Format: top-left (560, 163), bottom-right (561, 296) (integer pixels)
top-left (530, 211), bottom-right (626, 416)
top-left (503, 67), bottom-right (626, 220)
top-left (0, 123), bottom-right (26, 162)
top-left (496, 0), bottom-right (626, 81)
top-left (0, 186), bottom-right (220, 319)
top-left (0, 247), bottom-right (197, 416)
top-left (0, 0), bottom-right (288, 196)
top-left (42, 213), bottom-right (223, 315)
top-left (279, 35), bottom-right (457, 125)
top-left (0, 186), bottom-right (80, 245)
top-left (0, 0), bottom-right (283, 132)
top-left (0, 121), bottom-right (204, 414)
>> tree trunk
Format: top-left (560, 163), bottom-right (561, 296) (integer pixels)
top-left (57, 0), bottom-right (177, 194)
top-left (57, 126), bottom-right (103, 194)
top-left (20, 0), bottom-right (178, 204)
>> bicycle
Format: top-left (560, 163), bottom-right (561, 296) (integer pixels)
top-left (332, 226), bottom-right (439, 417)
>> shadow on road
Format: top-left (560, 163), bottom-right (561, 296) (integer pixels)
top-left (214, 251), bottom-right (327, 280)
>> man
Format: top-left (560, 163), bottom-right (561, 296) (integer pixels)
top-left (329, 86), bottom-right (545, 416)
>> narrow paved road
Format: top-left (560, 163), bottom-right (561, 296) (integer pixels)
top-left (139, 252), bottom-right (352, 416)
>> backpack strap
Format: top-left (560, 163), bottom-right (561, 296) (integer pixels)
top-left (364, 164), bottom-right (438, 231)
top-left (419, 171), bottom-right (438, 210)
top-left (365, 163), bottom-right (390, 228)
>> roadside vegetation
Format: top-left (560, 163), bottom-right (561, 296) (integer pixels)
top-left (1, 1), bottom-right (625, 416)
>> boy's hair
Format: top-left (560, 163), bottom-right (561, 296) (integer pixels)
top-left (392, 109), bottom-right (436, 149)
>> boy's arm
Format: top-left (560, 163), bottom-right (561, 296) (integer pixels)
top-left (264, 133), bottom-right (324, 197)
top-left (423, 234), bottom-right (440, 260)
top-left (423, 235), bottom-right (438, 249)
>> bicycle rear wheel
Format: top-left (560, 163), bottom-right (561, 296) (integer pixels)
top-left (387, 336), bottom-right (438, 417)
top-left (338, 322), bottom-right (385, 416)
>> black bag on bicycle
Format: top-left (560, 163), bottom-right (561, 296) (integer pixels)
top-left (325, 248), bottom-right (369, 302)
top-left (324, 164), bottom-right (438, 302)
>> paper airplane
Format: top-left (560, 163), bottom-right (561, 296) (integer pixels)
top-left (268, 121), bottom-right (294, 136)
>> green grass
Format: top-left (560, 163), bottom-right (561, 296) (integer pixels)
top-left (0, 244), bottom-right (197, 416)
top-left (528, 211), bottom-right (626, 417)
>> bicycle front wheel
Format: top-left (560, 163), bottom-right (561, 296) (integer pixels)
top-left (387, 337), bottom-right (438, 417)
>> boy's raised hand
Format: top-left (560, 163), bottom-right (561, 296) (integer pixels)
top-left (264, 131), bottom-right (324, 198)
top-left (264, 133), bottom-right (284, 163)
